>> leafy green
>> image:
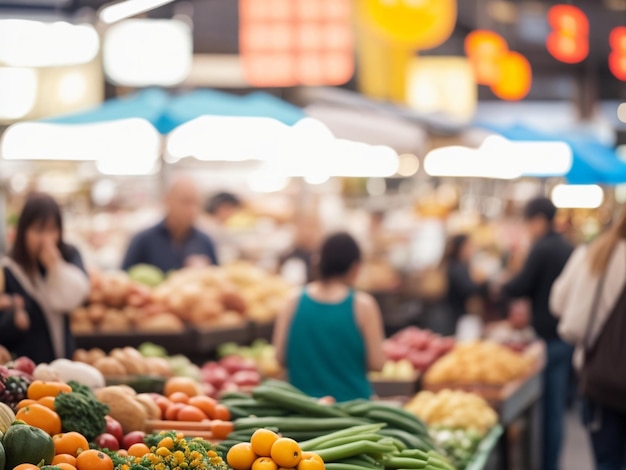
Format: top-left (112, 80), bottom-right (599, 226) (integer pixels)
top-left (54, 381), bottom-right (109, 441)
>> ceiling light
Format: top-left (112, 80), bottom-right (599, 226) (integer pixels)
top-left (99, 0), bottom-right (175, 24)
top-left (396, 153), bottom-right (420, 177)
top-left (0, 68), bottom-right (38, 121)
top-left (618, 103), bottom-right (626, 123)
top-left (551, 184), bottom-right (604, 209)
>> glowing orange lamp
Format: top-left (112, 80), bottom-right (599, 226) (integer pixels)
top-left (464, 30), bottom-right (508, 85)
top-left (609, 27), bottom-right (626, 81)
top-left (546, 4), bottom-right (589, 63)
top-left (490, 52), bottom-right (532, 101)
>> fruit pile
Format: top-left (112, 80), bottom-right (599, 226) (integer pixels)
top-left (0, 358), bottom-right (35, 412)
top-left (73, 347), bottom-right (172, 378)
top-left (217, 341), bottom-right (283, 380)
top-left (424, 341), bottom-right (534, 386)
top-left (200, 356), bottom-right (262, 399)
top-left (382, 327), bottom-right (455, 374)
top-left (227, 429), bottom-right (324, 470)
top-left (71, 263), bottom-right (292, 334)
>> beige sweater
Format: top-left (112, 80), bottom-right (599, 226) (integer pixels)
top-left (550, 241), bottom-right (626, 369)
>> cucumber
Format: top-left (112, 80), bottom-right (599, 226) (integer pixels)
top-left (252, 387), bottom-right (349, 418)
top-left (234, 417), bottom-right (367, 432)
top-left (220, 398), bottom-right (262, 407)
top-left (314, 441), bottom-right (397, 462)
top-left (261, 379), bottom-right (303, 394)
top-left (226, 406), bottom-right (251, 419)
top-left (379, 429), bottom-right (434, 451)
top-left (220, 391), bottom-right (252, 400)
top-left (337, 455), bottom-right (381, 468)
top-left (365, 409), bottom-right (428, 436)
top-left (326, 464), bottom-right (375, 470)
top-left (399, 449), bottom-right (429, 460)
top-left (299, 424), bottom-right (386, 451)
top-left (383, 457), bottom-right (428, 469)
top-left (303, 433), bottom-right (383, 451)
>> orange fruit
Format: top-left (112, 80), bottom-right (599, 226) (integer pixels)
top-left (271, 438), bottom-right (302, 468)
top-left (213, 404), bottom-right (231, 421)
top-left (301, 453), bottom-right (324, 465)
top-left (164, 403), bottom-right (186, 421)
top-left (16, 403), bottom-right (62, 435)
top-left (168, 392), bottom-right (190, 404)
top-left (210, 420), bottom-right (235, 440)
top-left (188, 396), bottom-right (217, 419)
top-left (117, 450), bottom-right (129, 457)
top-left (127, 443), bottom-right (151, 458)
top-left (252, 457), bottom-right (278, 470)
top-left (177, 405), bottom-right (207, 422)
top-left (38, 396), bottom-right (57, 411)
top-left (56, 464), bottom-right (78, 470)
top-left (53, 454), bottom-right (78, 466)
top-left (54, 432), bottom-right (90, 457)
top-left (164, 377), bottom-right (200, 398)
top-left (297, 455), bottom-right (324, 470)
top-left (16, 399), bottom-right (37, 410)
top-left (27, 381), bottom-right (72, 400)
top-left (13, 465), bottom-right (40, 470)
top-left (227, 442), bottom-right (258, 470)
top-left (251, 429), bottom-right (279, 457)
top-left (76, 449), bottom-right (113, 470)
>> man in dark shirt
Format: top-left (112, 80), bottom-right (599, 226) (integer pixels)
top-left (502, 197), bottom-right (573, 470)
top-left (122, 176), bottom-right (218, 272)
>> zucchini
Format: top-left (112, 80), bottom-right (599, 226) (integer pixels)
top-left (379, 429), bottom-right (434, 452)
top-left (234, 417), bottom-right (367, 432)
top-left (383, 457), bottom-right (428, 469)
top-left (315, 441), bottom-right (397, 462)
top-left (253, 387), bottom-right (349, 418)
top-left (326, 464), bottom-right (375, 470)
top-left (220, 391), bottom-right (252, 400)
top-left (299, 424), bottom-right (385, 451)
top-left (365, 409), bottom-right (428, 436)
top-left (303, 433), bottom-right (383, 451)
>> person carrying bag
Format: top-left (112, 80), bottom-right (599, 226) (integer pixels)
top-left (551, 211), bottom-right (626, 470)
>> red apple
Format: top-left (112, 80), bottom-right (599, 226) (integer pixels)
top-left (231, 370), bottom-right (261, 387)
top-left (201, 382), bottom-right (217, 398)
top-left (122, 431), bottom-right (146, 450)
top-left (12, 357), bottom-right (35, 375)
top-left (220, 355), bottom-right (257, 374)
top-left (383, 342), bottom-right (410, 361)
top-left (96, 433), bottom-right (120, 451)
top-left (219, 381), bottom-right (240, 394)
top-left (105, 416), bottom-right (124, 443)
top-left (201, 366), bottom-right (229, 388)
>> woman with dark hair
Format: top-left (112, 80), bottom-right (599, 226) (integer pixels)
top-left (273, 232), bottom-right (385, 401)
top-left (0, 193), bottom-right (90, 363)
top-left (441, 234), bottom-right (487, 331)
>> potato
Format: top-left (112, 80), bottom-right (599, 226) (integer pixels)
top-left (93, 357), bottom-right (127, 376)
top-left (87, 304), bottom-right (107, 324)
top-left (110, 349), bottom-right (147, 375)
top-left (72, 349), bottom-right (91, 364)
top-left (137, 313), bottom-right (185, 333)
top-left (144, 357), bottom-right (172, 377)
top-left (99, 310), bottom-right (131, 333)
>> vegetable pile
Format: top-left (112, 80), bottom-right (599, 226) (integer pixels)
top-left (55, 381), bottom-right (109, 441)
top-left (404, 390), bottom-right (498, 436)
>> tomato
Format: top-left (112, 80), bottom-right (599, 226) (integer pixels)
top-left (187, 396), bottom-right (217, 419)
top-left (210, 420), bottom-right (234, 440)
top-left (213, 404), bottom-right (231, 421)
top-left (164, 403), bottom-right (186, 421)
top-left (177, 405), bottom-right (207, 422)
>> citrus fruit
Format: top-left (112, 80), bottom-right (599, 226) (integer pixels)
top-left (76, 449), bottom-right (113, 470)
top-left (16, 404), bottom-right (62, 436)
top-left (127, 443), bottom-right (151, 458)
top-left (252, 457), bottom-right (278, 470)
top-left (251, 429), bottom-right (279, 457)
top-left (53, 454), bottom-right (78, 466)
top-left (227, 442), bottom-right (258, 470)
top-left (271, 438), bottom-right (302, 468)
top-left (53, 432), bottom-right (90, 457)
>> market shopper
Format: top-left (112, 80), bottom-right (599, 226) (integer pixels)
top-left (122, 175), bottom-right (219, 272)
top-left (273, 232), bottom-right (385, 401)
top-left (440, 234), bottom-right (487, 334)
top-left (200, 191), bottom-right (242, 265)
top-left (551, 210), bottom-right (626, 470)
top-left (0, 193), bottom-right (90, 364)
top-left (500, 197), bottom-right (573, 470)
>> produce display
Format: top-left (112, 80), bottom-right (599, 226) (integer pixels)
top-left (201, 356), bottom-right (262, 399)
top-left (71, 263), bottom-right (292, 334)
top-left (382, 327), bottom-right (455, 374)
top-left (405, 390), bottom-right (498, 436)
top-left (226, 429), bottom-right (325, 470)
top-left (430, 429), bottom-right (485, 470)
top-left (424, 341), bottom-right (533, 386)
top-left (73, 347), bottom-right (173, 378)
top-left (217, 341), bottom-right (282, 379)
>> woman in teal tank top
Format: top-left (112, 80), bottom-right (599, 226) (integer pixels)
top-left (273, 233), bottom-right (386, 402)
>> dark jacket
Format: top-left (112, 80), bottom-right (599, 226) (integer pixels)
top-left (503, 231), bottom-right (573, 340)
top-left (122, 220), bottom-right (219, 272)
top-left (446, 261), bottom-right (487, 319)
top-left (0, 248), bottom-right (88, 364)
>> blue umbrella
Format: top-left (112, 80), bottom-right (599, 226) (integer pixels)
top-left (478, 123), bottom-right (626, 185)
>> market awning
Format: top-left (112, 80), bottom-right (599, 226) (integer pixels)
top-left (44, 88), bottom-right (306, 133)
top-left (477, 123), bottom-right (626, 185)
